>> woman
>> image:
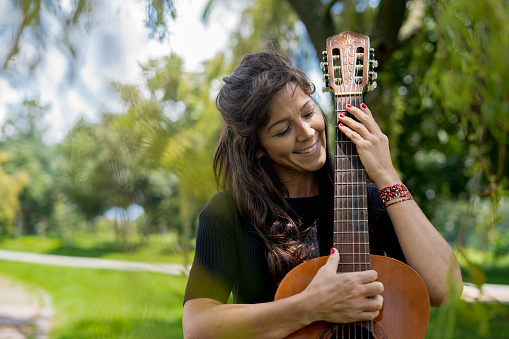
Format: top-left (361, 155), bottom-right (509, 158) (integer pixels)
top-left (183, 51), bottom-right (462, 338)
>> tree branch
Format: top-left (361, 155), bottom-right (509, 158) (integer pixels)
top-left (285, 0), bottom-right (337, 62)
top-left (370, 0), bottom-right (408, 69)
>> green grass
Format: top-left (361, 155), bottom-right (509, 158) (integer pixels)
top-left (0, 261), bottom-right (187, 338)
top-left (1, 259), bottom-right (509, 339)
top-left (2, 236), bottom-right (509, 338)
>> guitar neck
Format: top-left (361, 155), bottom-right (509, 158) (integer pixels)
top-left (334, 94), bottom-right (370, 273)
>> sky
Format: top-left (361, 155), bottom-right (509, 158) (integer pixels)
top-left (0, 0), bottom-right (240, 143)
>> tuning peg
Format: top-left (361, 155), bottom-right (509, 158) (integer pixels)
top-left (368, 81), bottom-right (377, 91)
top-left (322, 51), bottom-right (328, 62)
top-left (369, 71), bottom-right (378, 80)
top-left (323, 73), bottom-right (330, 85)
top-left (370, 59), bottom-right (378, 68)
top-left (320, 62), bottom-right (328, 74)
top-left (322, 87), bottom-right (333, 93)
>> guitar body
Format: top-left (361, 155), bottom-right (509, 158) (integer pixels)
top-left (274, 255), bottom-right (430, 338)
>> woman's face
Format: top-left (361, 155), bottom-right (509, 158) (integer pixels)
top-left (257, 83), bottom-right (327, 183)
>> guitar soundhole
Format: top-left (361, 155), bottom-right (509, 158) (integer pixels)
top-left (319, 323), bottom-right (382, 339)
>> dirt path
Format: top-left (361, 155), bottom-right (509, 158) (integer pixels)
top-left (0, 250), bottom-right (189, 275)
top-left (0, 275), bottom-right (53, 339)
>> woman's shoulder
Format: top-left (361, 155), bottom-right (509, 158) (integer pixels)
top-left (200, 190), bottom-right (239, 228)
top-left (204, 190), bottom-right (236, 212)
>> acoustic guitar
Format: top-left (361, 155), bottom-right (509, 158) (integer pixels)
top-left (275, 31), bottom-right (430, 338)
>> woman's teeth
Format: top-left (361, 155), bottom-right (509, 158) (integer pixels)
top-left (295, 142), bottom-right (317, 154)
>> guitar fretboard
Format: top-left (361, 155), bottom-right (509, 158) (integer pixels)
top-left (334, 94), bottom-right (370, 273)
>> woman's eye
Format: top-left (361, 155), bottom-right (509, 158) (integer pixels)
top-left (304, 108), bottom-right (315, 118)
top-left (276, 126), bottom-right (290, 137)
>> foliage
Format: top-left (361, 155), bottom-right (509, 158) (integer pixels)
top-left (3, 0), bottom-right (176, 69)
top-left (426, 0), bottom-right (509, 206)
top-left (0, 99), bottom-right (55, 236)
top-left (0, 152), bottom-right (28, 235)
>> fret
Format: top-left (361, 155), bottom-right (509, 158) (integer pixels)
top-left (338, 251), bottom-right (369, 257)
top-left (338, 263), bottom-right (370, 265)
top-left (334, 168), bottom-right (366, 173)
top-left (334, 220), bottom-right (369, 223)
top-left (335, 182), bottom-right (367, 185)
top-left (334, 207), bottom-right (367, 211)
top-left (334, 195), bottom-right (366, 198)
top-left (335, 154), bottom-right (360, 158)
top-left (334, 242), bottom-right (369, 245)
top-left (334, 231), bottom-right (368, 234)
top-left (335, 92), bottom-right (363, 96)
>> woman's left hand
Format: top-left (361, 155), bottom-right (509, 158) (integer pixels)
top-left (338, 103), bottom-right (400, 189)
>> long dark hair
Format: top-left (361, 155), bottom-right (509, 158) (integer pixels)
top-left (213, 51), bottom-right (334, 282)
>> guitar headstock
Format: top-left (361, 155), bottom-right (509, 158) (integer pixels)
top-left (321, 31), bottom-right (378, 96)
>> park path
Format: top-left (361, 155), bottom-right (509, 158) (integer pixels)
top-left (0, 249), bottom-right (188, 338)
top-left (0, 249), bottom-right (508, 338)
top-left (0, 275), bottom-right (53, 339)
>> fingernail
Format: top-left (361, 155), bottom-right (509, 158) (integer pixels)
top-left (330, 248), bottom-right (335, 255)
top-left (346, 104), bottom-right (352, 108)
top-left (361, 103), bottom-right (367, 108)
top-left (339, 123), bottom-right (344, 127)
top-left (339, 114), bottom-right (345, 117)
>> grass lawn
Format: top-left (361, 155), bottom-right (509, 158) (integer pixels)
top-left (1, 236), bottom-right (509, 338)
top-left (0, 261), bottom-right (187, 339)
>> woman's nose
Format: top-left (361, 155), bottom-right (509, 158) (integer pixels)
top-left (296, 122), bottom-right (314, 142)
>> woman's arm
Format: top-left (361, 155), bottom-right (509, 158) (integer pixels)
top-left (183, 249), bottom-right (384, 339)
top-left (339, 104), bottom-right (463, 307)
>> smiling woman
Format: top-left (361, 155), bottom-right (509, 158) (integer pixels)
top-left (182, 50), bottom-right (462, 339)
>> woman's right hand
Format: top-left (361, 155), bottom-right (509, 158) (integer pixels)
top-left (302, 248), bottom-right (384, 324)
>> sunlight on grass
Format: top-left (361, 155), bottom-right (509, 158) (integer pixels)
top-left (0, 261), bottom-right (187, 338)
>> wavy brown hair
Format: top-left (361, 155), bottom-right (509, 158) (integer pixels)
top-left (213, 51), bottom-right (334, 282)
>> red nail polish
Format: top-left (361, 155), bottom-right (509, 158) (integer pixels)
top-left (361, 103), bottom-right (367, 108)
top-left (346, 104), bottom-right (352, 108)
top-left (339, 123), bottom-right (344, 127)
top-left (330, 248), bottom-right (335, 255)
top-left (339, 114), bottom-right (345, 117)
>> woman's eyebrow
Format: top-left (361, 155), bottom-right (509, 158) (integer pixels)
top-left (266, 99), bottom-right (313, 133)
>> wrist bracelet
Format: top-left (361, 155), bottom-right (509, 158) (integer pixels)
top-left (379, 183), bottom-right (412, 206)
top-left (384, 197), bottom-right (414, 208)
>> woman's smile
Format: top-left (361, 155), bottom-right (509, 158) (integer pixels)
top-left (294, 140), bottom-right (319, 155)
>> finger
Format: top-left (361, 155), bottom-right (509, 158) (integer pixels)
top-left (362, 295), bottom-right (384, 312)
top-left (357, 310), bottom-right (380, 322)
top-left (355, 269), bottom-right (378, 284)
top-left (362, 281), bottom-right (384, 296)
top-left (325, 248), bottom-right (340, 271)
top-left (338, 118), bottom-right (365, 142)
top-left (338, 112), bottom-right (370, 139)
top-left (345, 103), bottom-right (380, 134)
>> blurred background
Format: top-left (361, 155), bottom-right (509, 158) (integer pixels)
top-left (0, 0), bottom-right (508, 338)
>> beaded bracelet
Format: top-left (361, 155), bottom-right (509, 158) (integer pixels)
top-left (379, 183), bottom-right (413, 206)
top-left (385, 197), bottom-right (414, 208)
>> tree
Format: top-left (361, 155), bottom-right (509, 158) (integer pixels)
top-left (0, 99), bottom-right (57, 236)
top-left (0, 151), bottom-right (28, 236)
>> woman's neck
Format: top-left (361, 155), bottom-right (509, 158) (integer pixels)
top-left (281, 173), bottom-right (320, 198)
